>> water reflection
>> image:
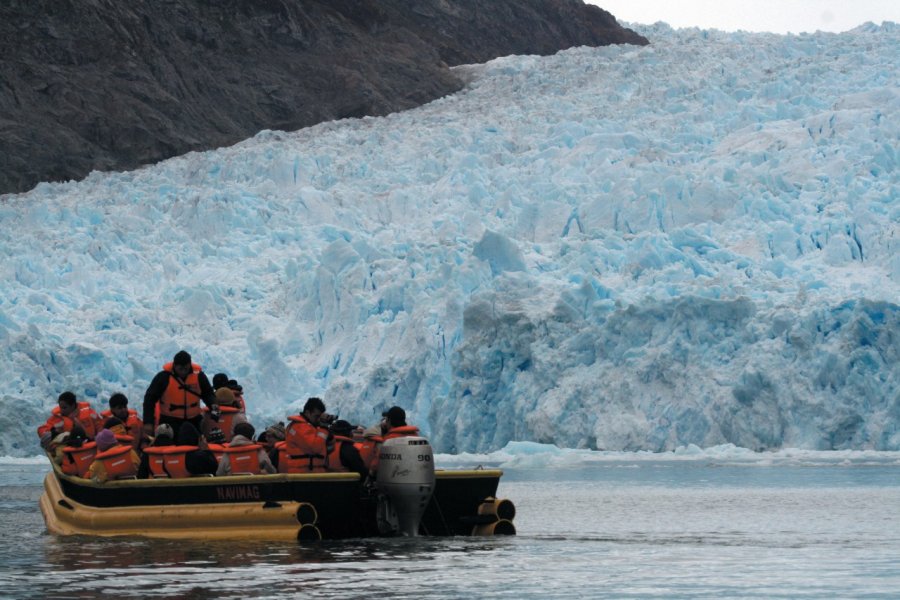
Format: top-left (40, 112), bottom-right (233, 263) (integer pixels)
top-left (26, 533), bottom-right (516, 599)
top-left (3, 462), bottom-right (899, 599)
top-left (43, 535), bottom-right (508, 570)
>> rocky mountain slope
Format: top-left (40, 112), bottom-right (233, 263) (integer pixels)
top-left (0, 0), bottom-right (646, 195)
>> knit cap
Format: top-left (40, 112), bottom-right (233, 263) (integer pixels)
top-left (215, 387), bottom-right (236, 406)
top-left (95, 429), bottom-right (117, 452)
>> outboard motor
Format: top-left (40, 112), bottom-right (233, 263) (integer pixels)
top-left (376, 436), bottom-right (435, 536)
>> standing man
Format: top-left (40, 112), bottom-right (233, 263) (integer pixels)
top-left (142, 350), bottom-right (218, 439)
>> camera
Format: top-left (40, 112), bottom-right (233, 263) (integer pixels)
top-left (320, 412), bottom-right (337, 425)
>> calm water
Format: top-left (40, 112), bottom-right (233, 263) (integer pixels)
top-left (2, 457), bottom-right (899, 599)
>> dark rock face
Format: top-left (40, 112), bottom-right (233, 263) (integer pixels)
top-left (0, 0), bottom-right (647, 196)
top-left (384, 0), bottom-right (647, 65)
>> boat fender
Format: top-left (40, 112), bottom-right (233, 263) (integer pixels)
top-left (297, 523), bottom-right (321, 542)
top-left (477, 497), bottom-right (516, 521)
top-left (472, 519), bottom-right (516, 536)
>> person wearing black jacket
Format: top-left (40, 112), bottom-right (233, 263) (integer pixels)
top-left (137, 423), bottom-right (175, 479)
top-left (176, 421), bottom-right (218, 476)
top-left (142, 350), bottom-right (218, 439)
top-left (329, 420), bottom-right (368, 479)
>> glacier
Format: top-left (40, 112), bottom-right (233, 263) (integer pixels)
top-left (0, 23), bottom-right (898, 456)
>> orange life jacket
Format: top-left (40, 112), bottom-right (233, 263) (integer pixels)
top-left (355, 435), bottom-right (383, 472)
top-left (233, 390), bottom-right (246, 412)
top-left (158, 362), bottom-right (205, 420)
top-left (143, 445), bottom-right (198, 479)
top-left (285, 415), bottom-right (329, 473)
top-left (222, 443), bottom-right (262, 475)
top-left (383, 425), bottom-right (420, 440)
top-left (208, 443), bottom-right (226, 462)
top-left (61, 441), bottom-right (98, 477)
top-left (142, 446), bottom-right (169, 478)
top-left (100, 409), bottom-right (143, 448)
top-left (202, 404), bottom-right (241, 442)
top-left (40, 402), bottom-right (101, 439)
top-left (275, 441), bottom-right (289, 473)
top-left (100, 408), bottom-right (142, 428)
top-left (326, 436), bottom-right (355, 472)
top-left (93, 445), bottom-right (137, 480)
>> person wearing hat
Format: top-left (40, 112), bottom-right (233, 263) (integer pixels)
top-left (260, 421), bottom-right (286, 469)
top-left (142, 350), bottom-right (218, 440)
top-left (226, 379), bottom-right (246, 412)
top-left (211, 373), bottom-right (229, 391)
top-left (200, 386), bottom-right (247, 442)
top-left (326, 420), bottom-right (368, 478)
top-left (381, 406), bottom-right (420, 440)
top-left (211, 374), bottom-right (247, 411)
top-left (87, 429), bottom-right (140, 483)
top-left (154, 423), bottom-right (175, 443)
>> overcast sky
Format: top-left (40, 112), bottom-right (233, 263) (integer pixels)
top-left (590, 0), bottom-right (900, 33)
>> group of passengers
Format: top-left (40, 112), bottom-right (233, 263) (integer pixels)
top-left (37, 350), bottom-right (418, 484)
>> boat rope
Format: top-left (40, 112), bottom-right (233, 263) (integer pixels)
top-left (432, 492), bottom-right (450, 535)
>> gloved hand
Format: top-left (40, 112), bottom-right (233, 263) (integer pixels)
top-left (209, 404), bottom-right (221, 422)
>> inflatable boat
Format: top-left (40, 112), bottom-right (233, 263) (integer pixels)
top-left (39, 435), bottom-right (516, 541)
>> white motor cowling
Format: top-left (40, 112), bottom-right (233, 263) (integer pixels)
top-left (376, 436), bottom-right (435, 536)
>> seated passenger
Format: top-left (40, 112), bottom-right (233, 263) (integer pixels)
top-left (326, 420), bottom-right (368, 478)
top-left (87, 429), bottom-right (140, 483)
top-left (200, 387), bottom-right (246, 443)
top-left (38, 391), bottom-right (102, 448)
top-left (356, 424), bottom-right (384, 475)
top-left (151, 423), bottom-right (176, 446)
top-left (58, 427), bottom-right (95, 476)
top-left (212, 372), bottom-right (230, 392)
top-left (46, 422), bottom-right (70, 465)
top-left (263, 422), bottom-right (286, 469)
top-left (177, 421), bottom-right (218, 477)
top-left (206, 426), bottom-right (226, 445)
top-left (216, 423), bottom-right (276, 476)
top-left (285, 397), bottom-right (333, 473)
top-left (137, 423), bottom-right (175, 479)
top-left (101, 393), bottom-right (144, 450)
top-left (142, 422), bottom-right (217, 478)
top-left (380, 406), bottom-right (420, 439)
top-left (226, 379), bottom-right (247, 411)
top-left (103, 416), bottom-right (134, 444)
top-left (205, 426), bottom-right (227, 463)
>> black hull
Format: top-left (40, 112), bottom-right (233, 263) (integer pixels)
top-left (41, 462), bottom-right (509, 540)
